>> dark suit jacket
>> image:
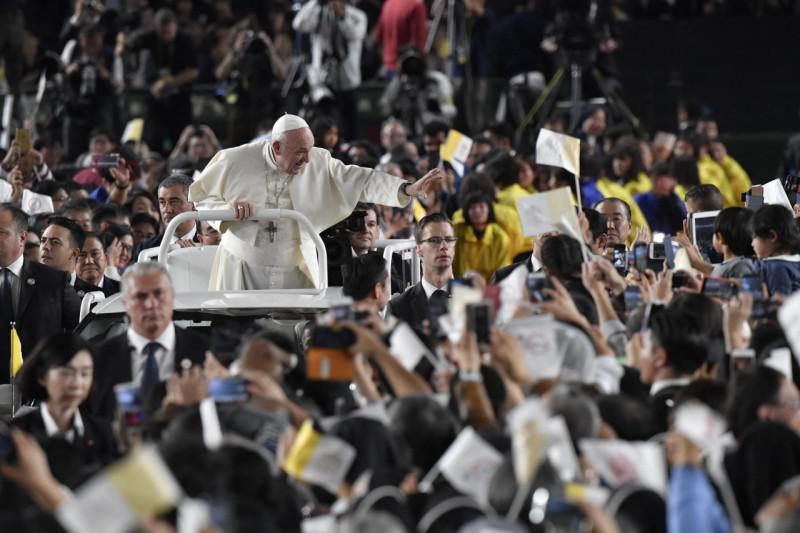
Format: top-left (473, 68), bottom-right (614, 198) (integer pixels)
top-left (74, 276), bottom-right (121, 299)
top-left (88, 325), bottom-right (208, 420)
top-left (1, 260), bottom-right (81, 383)
top-left (387, 283), bottom-right (430, 331)
top-left (0, 408), bottom-right (118, 519)
top-left (132, 223), bottom-right (202, 263)
top-left (490, 254), bottom-right (535, 284)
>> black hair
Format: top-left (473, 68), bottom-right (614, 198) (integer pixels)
top-left (388, 395), bottom-right (459, 472)
top-left (461, 191), bottom-right (495, 228)
top-left (342, 252), bottom-right (388, 301)
top-left (593, 197), bottom-right (632, 223)
top-left (677, 131), bottom-right (708, 158)
top-left (158, 173), bottom-right (193, 197)
top-left (540, 234), bottom-right (583, 280)
top-left (92, 204), bottom-right (129, 232)
top-left (485, 152), bottom-right (520, 188)
top-left (311, 116), bottom-right (338, 148)
top-left (649, 307), bottom-right (710, 375)
top-left (0, 203), bottom-right (29, 233)
top-left (727, 365), bottom-right (785, 440)
top-left (669, 292), bottom-right (725, 364)
top-left (671, 156), bottom-right (701, 188)
top-left (34, 180), bottom-right (68, 198)
top-left (610, 138), bottom-right (645, 184)
top-left (684, 184), bottom-right (723, 212)
top-left (354, 202), bottom-right (380, 224)
top-left (752, 204), bottom-right (800, 255)
top-left (483, 121), bottom-right (513, 143)
top-left (125, 190), bottom-right (159, 216)
top-left (674, 379), bottom-right (729, 416)
top-left (46, 215), bottom-right (86, 250)
top-left (106, 223), bottom-right (134, 243)
top-left (650, 161), bottom-right (672, 178)
top-left (415, 213), bottom-right (453, 244)
top-left (59, 198), bottom-right (94, 217)
top-left (582, 207), bottom-right (607, 243)
top-left (597, 394), bottom-right (654, 441)
top-left (458, 172), bottom-right (496, 205)
top-left (608, 486), bottom-right (666, 533)
top-left (16, 333), bottom-right (95, 402)
top-left (714, 207), bottom-right (755, 257)
top-left (423, 120), bottom-right (450, 138)
top-left (130, 212), bottom-right (160, 233)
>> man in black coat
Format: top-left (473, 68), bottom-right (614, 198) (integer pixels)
top-left (0, 204), bottom-right (81, 384)
top-left (75, 232), bottom-right (120, 298)
top-left (88, 262), bottom-right (207, 420)
top-left (132, 174), bottom-right (201, 262)
top-left (388, 213), bottom-right (455, 331)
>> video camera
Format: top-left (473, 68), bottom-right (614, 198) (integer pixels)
top-left (321, 210), bottom-right (368, 268)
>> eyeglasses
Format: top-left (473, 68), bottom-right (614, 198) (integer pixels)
top-left (420, 237), bottom-right (458, 246)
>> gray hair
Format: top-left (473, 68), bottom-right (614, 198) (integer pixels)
top-left (120, 262), bottom-right (174, 295)
top-left (158, 174), bottom-right (193, 197)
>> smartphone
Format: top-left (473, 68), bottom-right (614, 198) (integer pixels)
top-left (209, 376), bottom-right (249, 402)
top-left (701, 277), bottom-right (738, 300)
top-left (611, 244), bottom-right (627, 274)
top-left (115, 382), bottom-right (144, 431)
top-left (330, 304), bottom-right (353, 322)
top-left (751, 300), bottom-right (776, 319)
top-left (691, 211), bottom-right (723, 264)
top-left (466, 302), bottom-right (491, 345)
top-left (307, 326), bottom-right (356, 381)
top-left (633, 242), bottom-right (648, 273)
top-left (624, 285), bottom-right (643, 311)
top-left (527, 272), bottom-right (552, 303)
top-left (447, 278), bottom-right (473, 293)
top-left (740, 274), bottom-right (765, 301)
top-left (93, 153), bottom-right (120, 169)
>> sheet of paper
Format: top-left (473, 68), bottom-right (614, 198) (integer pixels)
top-left (503, 316), bottom-right (563, 380)
top-left (0, 179), bottom-right (11, 202)
top-left (21, 189), bottom-right (54, 215)
top-left (440, 129), bottom-right (473, 177)
top-left (761, 178), bottom-right (792, 211)
top-left (516, 187), bottom-right (580, 238)
top-left (389, 322), bottom-right (435, 370)
top-left (536, 129), bottom-right (580, 176)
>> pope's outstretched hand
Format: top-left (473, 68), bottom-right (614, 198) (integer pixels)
top-left (405, 168), bottom-right (445, 200)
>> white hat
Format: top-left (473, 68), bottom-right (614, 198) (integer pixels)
top-left (271, 113), bottom-right (310, 138)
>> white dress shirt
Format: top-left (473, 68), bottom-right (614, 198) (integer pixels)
top-left (127, 323), bottom-right (177, 384)
top-left (421, 277), bottom-right (449, 300)
top-left (40, 402), bottom-right (85, 443)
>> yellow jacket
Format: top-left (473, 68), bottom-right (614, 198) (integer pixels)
top-left (698, 155), bottom-right (736, 207)
top-left (623, 172), bottom-right (653, 196)
top-left (596, 177), bottom-right (651, 246)
top-left (496, 183), bottom-right (532, 211)
top-left (718, 155), bottom-right (751, 207)
top-left (453, 221), bottom-right (512, 281)
top-left (453, 202), bottom-right (528, 258)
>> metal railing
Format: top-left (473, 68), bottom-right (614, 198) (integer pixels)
top-left (375, 239), bottom-right (420, 287)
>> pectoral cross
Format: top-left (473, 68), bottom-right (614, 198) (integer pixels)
top-left (267, 221), bottom-right (277, 243)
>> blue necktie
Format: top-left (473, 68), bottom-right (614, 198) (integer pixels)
top-left (140, 342), bottom-right (162, 396)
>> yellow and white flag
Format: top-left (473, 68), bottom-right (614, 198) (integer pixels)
top-left (56, 446), bottom-right (183, 533)
top-left (535, 128), bottom-right (581, 176)
top-left (121, 118), bottom-right (145, 143)
top-left (282, 419), bottom-right (356, 494)
top-left (440, 129), bottom-right (473, 177)
top-left (10, 326), bottom-right (22, 378)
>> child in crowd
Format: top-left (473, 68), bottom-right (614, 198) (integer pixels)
top-left (752, 205), bottom-right (800, 295)
top-left (711, 207), bottom-right (756, 278)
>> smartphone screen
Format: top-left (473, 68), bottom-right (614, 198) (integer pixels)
top-left (633, 243), bottom-right (648, 272)
top-left (527, 272), bottom-right (551, 303)
top-left (624, 285), bottom-right (643, 311)
top-left (466, 302), bottom-right (491, 345)
top-left (611, 245), bottom-right (627, 273)
top-left (701, 277), bottom-right (737, 300)
top-left (740, 275), bottom-right (765, 301)
top-left (692, 214), bottom-right (724, 264)
top-left (209, 376), bottom-right (249, 402)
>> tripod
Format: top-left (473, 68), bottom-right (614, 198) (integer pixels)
top-left (514, 49), bottom-right (640, 148)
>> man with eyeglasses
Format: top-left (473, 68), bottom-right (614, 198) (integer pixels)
top-left (76, 232), bottom-right (120, 297)
top-left (388, 213), bottom-right (456, 330)
top-left (88, 262), bottom-right (206, 421)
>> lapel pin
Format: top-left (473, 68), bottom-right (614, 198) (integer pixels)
top-left (26, 278), bottom-right (35, 286)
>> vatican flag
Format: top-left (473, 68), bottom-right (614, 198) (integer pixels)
top-left (10, 325), bottom-right (22, 379)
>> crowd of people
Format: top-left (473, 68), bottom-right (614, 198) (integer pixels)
top-left (3, 1), bottom-right (800, 533)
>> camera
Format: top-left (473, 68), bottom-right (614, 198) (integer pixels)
top-left (321, 210), bottom-right (368, 268)
top-left (306, 325), bottom-right (356, 381)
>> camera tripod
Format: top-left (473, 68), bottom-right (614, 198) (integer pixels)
top-left (514, 50), bottom-right (641, 147)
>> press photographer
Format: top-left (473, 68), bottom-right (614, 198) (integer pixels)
top-left (322, 203), bottom-right (380, 285)
top-left (292, 0), bottom-right (368, 141)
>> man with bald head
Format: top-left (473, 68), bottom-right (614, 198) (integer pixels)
top-left (190, 113), bottom-right (442, 290)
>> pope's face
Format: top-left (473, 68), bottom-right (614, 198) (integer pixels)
top-left (274, 129), bottom-right (314, 175)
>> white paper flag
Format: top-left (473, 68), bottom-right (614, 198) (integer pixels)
top-left (778, 292), bottom-right (800, 360)
top-left (536, 129), bottom-right (580, 176)
top-left (21, 189), bottom-right (54, 215)
top-left (765, 348), bottom-right (793, 382)
top-left (390, 322), bottom-right (435, 370)
top-left (579, 439), bottom-right (667, 495)
top-left (652, 132), bottom-right (677, 153)
top-left (440, 130), bottom-right (474, 177)
top-left (516, 187), bottom-right (581, 238)
top-left (674, 403), bottom-right (726, 452)
top-left (544, 416), bottom-right (581, 482)
top-left (507, 398), bottom-right (549, 485)
top-left (0, 179), bottom-right (12, 202)
top-left (503, 316), bottom-right (562, 380)
top-left (438, 426), bottom-right (504, 505)
top-left (761, 178), bottom-right (793, 211)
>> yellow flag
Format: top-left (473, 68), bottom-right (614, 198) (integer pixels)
top-left (10, 326), bottom-right (22, 378)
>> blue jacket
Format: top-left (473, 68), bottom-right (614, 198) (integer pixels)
top-left (634, 191), bottom-right (686, 235)
top-left (668, 466), bottom-right (731, 533)
top-left (757, 255), bottom-right (800, 296)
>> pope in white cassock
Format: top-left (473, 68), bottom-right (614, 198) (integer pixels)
top-left (189, 114), bottom-right (443, 290)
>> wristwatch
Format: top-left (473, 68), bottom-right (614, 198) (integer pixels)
top-left (459, 368), bottom-right (483, 383)
top-left (400, 182), bottom-right (412, 197)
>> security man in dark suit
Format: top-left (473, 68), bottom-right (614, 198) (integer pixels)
top-left (132, 174), bottom-right (201, 262)
top-left (0, 204), bottom-right (81, 384)
top-left (388, 213), bottom-right (456, 331)
top-left (88, 262), bottom-right (207, 420)
top-left (76, 232), bottom-right (121, 298)
top-left (39, 216), bottom-right (103, 298)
